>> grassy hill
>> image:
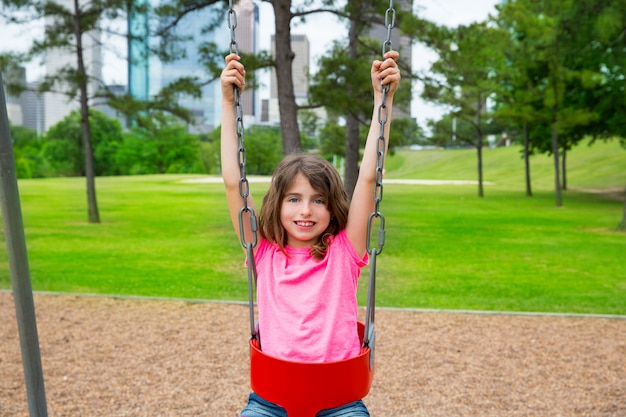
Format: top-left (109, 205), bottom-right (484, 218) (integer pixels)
top-left (386, 139), bottom-right (626, 191)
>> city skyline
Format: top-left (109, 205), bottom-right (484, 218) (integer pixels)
top-left (2, 0), bottom-right (499, 126)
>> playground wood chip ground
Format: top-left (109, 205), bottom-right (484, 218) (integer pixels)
top-left (1, 292), bottom-right (624, 416)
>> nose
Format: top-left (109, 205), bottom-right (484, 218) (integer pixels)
top-left (300, 202), bottom-right (312, 217)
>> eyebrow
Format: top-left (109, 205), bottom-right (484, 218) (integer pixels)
top-left (284, 192), bottom-right (325, 199)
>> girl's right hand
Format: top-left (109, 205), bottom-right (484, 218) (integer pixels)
top-left (221, 53), bottom-right (246, 103)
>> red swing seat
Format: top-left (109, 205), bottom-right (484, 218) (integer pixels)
top-left (249, 321), bottom-right (374, 417)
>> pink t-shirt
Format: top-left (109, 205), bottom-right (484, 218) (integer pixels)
top-left (253, 230), bottom-right (368, 363)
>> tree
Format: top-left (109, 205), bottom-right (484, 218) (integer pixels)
top-left (492, 4), bottom-right (549, 197)
top-left (422, 22), bottom-right (508, 197)
top-left (310, 40), bottom-right (373, 194)
top-left (308, 0), bottom-right (413, 195)
top-left (0, 0), bottom-right (132, 222)
top-left (1, 0), bottom-right (205, 220)
top-left (331, 0), bottom-right (404, 195)
top-left (494, 0), bottom-right (619, 206)
top-left (268, 0), bottom-right (304, 155)
top-left (262, 0), bottom-right (403, 158)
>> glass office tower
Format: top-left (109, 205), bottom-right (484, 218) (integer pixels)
top-left (128, 1), bottom-right (257, 132)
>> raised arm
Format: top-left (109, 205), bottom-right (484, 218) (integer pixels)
top-left (220, 54), bottom-right (257, 251)
top-left (346, 51), bottom-right (401, 257)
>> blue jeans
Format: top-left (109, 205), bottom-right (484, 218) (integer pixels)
top-left (240, 393), bottom-right (370, 417)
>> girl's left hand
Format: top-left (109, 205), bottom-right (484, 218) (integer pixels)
top-left (371, 50), bottom-right (401, 97)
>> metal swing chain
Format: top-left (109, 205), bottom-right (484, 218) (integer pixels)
top-left (363, 0), bottom-right (395, 369)
top-left (228, 0), bottom-right (259, 341)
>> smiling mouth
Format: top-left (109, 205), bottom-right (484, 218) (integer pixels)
top-left (295, 221), bottom-right (315, 227)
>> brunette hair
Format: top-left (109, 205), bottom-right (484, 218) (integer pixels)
top-left (259, 154), bottom-right (350, 260)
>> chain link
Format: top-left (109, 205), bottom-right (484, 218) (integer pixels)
top-left (228, 0), bottom-right (259, 340)
top-left (227, 1), bottom-right (239, 55)
top-left (228, 0), bottom-right (257, 249)
top-left (364, 0), bottom-right (395, 368)
top-left (366, 0), bottom-right (395, 257)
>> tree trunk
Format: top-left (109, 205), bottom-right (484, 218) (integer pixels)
top-left (561, 146), bottom-right (567, 190)
top-left (477, 142), bottom-right (484, 198)
top-left (618, 183), bottom-right (626, 231)
top-left (74, 0), bottom-right (100, 223)
top-left (344, 115), bottom-right (360, 197)
top-left (476, 97), bottom-right (484, 198)
top-left (343, 0), bottom-right (364, 198)
top-left (523, 121), bottom-right (532, 197)
top-left (551, 106), bottom-right (562, 207)
top-left (272, 0), bottom-right (301, 155)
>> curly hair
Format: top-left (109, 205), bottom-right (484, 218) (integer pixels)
top-left (259, 154), bottom-right (350, 260)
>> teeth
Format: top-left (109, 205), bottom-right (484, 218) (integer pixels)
top-left (296, 221), bottom-right (314, 226)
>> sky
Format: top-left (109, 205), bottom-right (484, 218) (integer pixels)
top-left (2, 0), bottom-right (499, 124)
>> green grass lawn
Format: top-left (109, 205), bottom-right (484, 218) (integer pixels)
top-left (1, 140), bottom-right (625, 314)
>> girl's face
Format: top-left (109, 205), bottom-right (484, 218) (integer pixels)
top-left (280, 173), bottom-right (332, 249)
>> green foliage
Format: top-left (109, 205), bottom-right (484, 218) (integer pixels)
top-left (41, 137), bottom-right (78, 176)
top-left (390, 118), bottom-right (425, 147)
top-left (318, 121), bottom-right (346, 160)
top-left (428, 115), bottom-right (474, 149)
top-left (9, 110), bottom-right (213, 178)
top-left (43, 109), bottom-right (124, 176)
top-left (241, 125), bottom-right (283, 175)
top-left (9, 124), bottom-right (44, 178)
top-left (423, 22), bottom-right (508, 144)
top-left (117, 117), bottom-right (203, 175)
top-left (202, 124), bottom-right (282, 176)
top-left (310, 41), bottom-right (374, 118)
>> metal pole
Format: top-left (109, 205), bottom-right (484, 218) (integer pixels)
top-left (0, 71), bottom-right (49, 416)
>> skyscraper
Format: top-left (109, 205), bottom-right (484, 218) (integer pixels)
top-left (129, 1), bottom-right (257, 133)
top-left (270, 34), bottom-right (309, 101)
top-left (21, 83), bottom-right (45, 136)
top-left (265, 34), bottom-right (310, 125)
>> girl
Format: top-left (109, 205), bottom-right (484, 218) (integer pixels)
top-left (221, 51), bottom-right (400, 417)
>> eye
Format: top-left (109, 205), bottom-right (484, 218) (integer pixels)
top-left (286, 197), bottom-right (299, 203)
top-left (314, 198), bottom-right (326, 205)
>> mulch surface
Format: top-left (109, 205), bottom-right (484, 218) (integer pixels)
top-left (1, 292), bottom-right (624, 416)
